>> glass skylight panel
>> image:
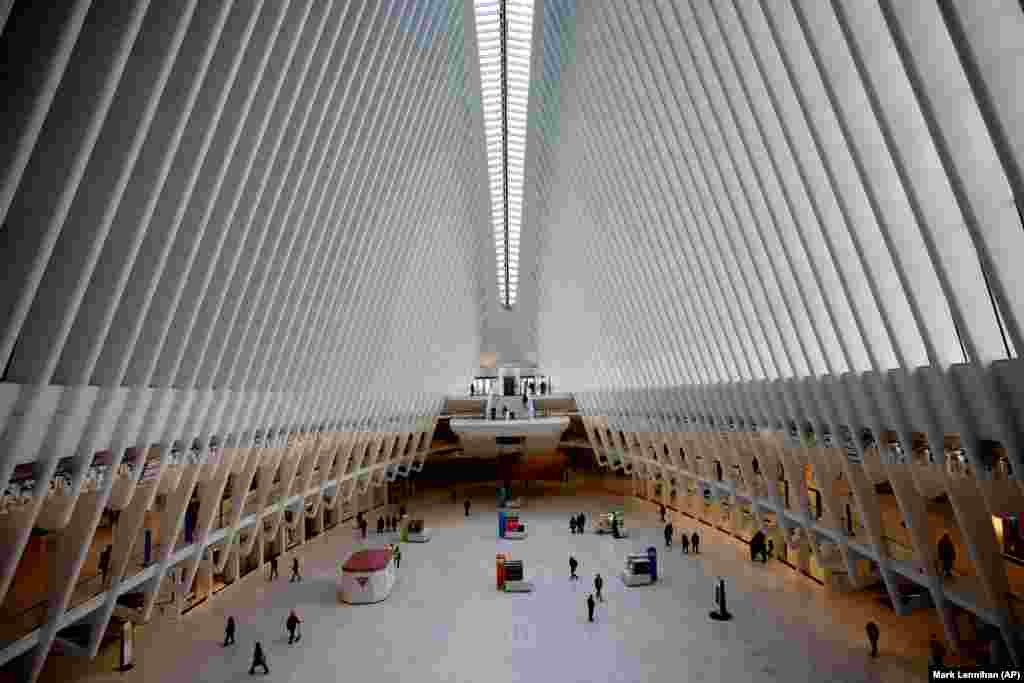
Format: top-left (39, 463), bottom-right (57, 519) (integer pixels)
top-left (474, 0), bottom-right (534, 309)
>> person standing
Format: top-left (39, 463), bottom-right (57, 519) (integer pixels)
top-left (377, 516), bottom-right (384, 534)
top-left (578, 512), bottom-right (586, 534)
top-left (928, 634), bottom-right (946, 667)
top-left (937, 534), bottom-right (956, 578)
top-left (290, 556), bottom-right (301, 582)
top-left (691, 530), bottom-right (700, 554)
top-left (359, 516), bottom-right (368, 540)
top-left (594, 573), bottom-right (604, 602)
top-left (865, 621), bottom-right (880, 658)
top-left (664, 522), bottom-right (674, 548)
top-left (286, 610), bottom-right (302, 644)
top-left (464, 499), bottom-right (471, 517)
top-left (586, 593), bottom-right (596, 622)
top-left (249, 642), bottom-right (269, 675)
top-left (569, 555), bottom-right (579, 580)
top-left (98, 545), bottom-right (112, 587)
top-left (269, 555), bottom-right (279, 581)
top-left (570, 516), bottom-right (577, 535)
top-left (224, 616), bottom-right (236, 646)
top-left (681, 532), bottom-right (690, 554)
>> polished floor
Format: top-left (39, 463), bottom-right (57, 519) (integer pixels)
top-left (70, 487), bottom-right (923, 683)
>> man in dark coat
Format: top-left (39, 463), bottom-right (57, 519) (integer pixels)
top-left (569, 555), bottom-right (579, 580)
top-left (664, 522), bottom-right (674, 548)
top-left (570, 516), bottom-right (577, 535)
top-left (587, 593), bottom-right (596, 622)
top-left (578, 512), bottom-right (586, 534)
top-left (464, 499), bottom-right (471, 516)
top-left (681, 532), bottom-right (690, 554)
top-left (290, 556), bottom-right (301, 582)
top-left (249, 641), bottom-right (269, 675)
top-left (691, 531), bottom-right (700, 554)
top-left (224, 616), bottom-right (236, 646)
top-left (594, 573), bottom-right (604, 602)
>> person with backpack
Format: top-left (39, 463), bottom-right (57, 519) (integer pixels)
top-left (249, 642), bottom-right (269, 675)
top-left (594, 573), bottom-right (604, 602)
top-left (286, 610), bottom-right (302, 644)
top-left (569, 555), bottom-right (579, 580)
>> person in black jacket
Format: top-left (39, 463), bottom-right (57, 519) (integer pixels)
top-left (569, 556), bottom-right (579, 580)
top-left (691, 531), bottom-right (700, 554)
top-left (594, 573), bottom-right (604, 602)
top-left (249, 642), bottom-right (269, 675)
top-left (464, 499), bottom-right (471, 517)
top-left (578, 513), bottom-right (586, 534)
top-left (664, 522), bottom-right (674, 548)
top-left (586, 594), bottom-right (596, 622)
top-left (290, 556), bottom-right (301, 582)
top-left (223, 616), bottom-right (236, 646)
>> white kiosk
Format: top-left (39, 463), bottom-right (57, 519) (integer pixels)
top-left (621, 549), bottom-right (658, 586)
top-left (339, 548), bottom-right (396, 604)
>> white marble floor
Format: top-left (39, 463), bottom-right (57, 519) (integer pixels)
top-left (76, 490), bottom-right (916, 683)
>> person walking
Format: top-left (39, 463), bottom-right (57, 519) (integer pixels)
top-left (377, 516), bottom-right (384, 535)
top-left (223, 616), bottom-right (236, 646)
top-left (570, 516), bottom-right (577, 535)
top-left (286, 610), bottom-right (302, 644)
top-left (594, 573), bottom-right (604, 602)
top-left (269, 555), bottom-right (279, 581)
top-left (586, 593), bottom-right (596, 622)
top-left (681, 532), bottom-right (690, 554)
top-left (691, 530), bottom-right (700, 554)
top-left (578, 512), bottom-right (586, 534)
top-left (664, 522), bottom-right (674, 548)
top-left (98, 545), bottom-right (112, 587)
top-left (660, 504), bottom-right (666, 522)
top-left (865, 621), bottom-right (880, 658)
top-left (249, 642), bottom-right (269, 675)
top-left (569, 555), bottom-right (579, 580)
top-left (393, 543), bottom-right (402, 569)
top-left (290, 556), bottom-right (301, 582)
top-left (464, 499), bottom-right (471, 517)
top-left (937, 534), bottom-right (956, 578)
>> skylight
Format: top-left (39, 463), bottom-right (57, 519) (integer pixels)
top-left (474, 0), bottom-right (534, 308)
